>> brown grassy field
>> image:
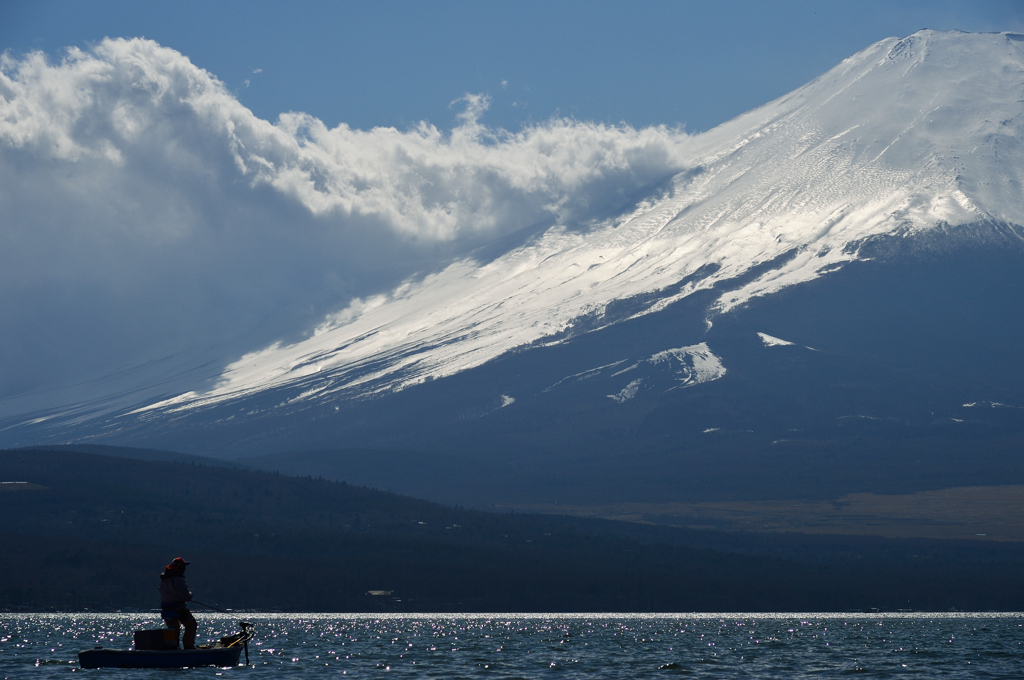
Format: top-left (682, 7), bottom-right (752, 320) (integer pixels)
top-left (505, 485), bottom-right (1024, 542)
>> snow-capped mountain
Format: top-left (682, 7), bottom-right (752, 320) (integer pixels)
top-left (4, 31), bottom-right (1024, 505)
top-left (117, 29), bottom-right (1022, 417)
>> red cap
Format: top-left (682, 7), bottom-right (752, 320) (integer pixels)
top-left (166, 557), bottom-right (190, 571)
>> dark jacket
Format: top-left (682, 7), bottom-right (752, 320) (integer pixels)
top-left (159, 569), bottom-right (192, 610)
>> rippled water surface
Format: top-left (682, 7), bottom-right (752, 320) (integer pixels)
top-left (2, 613), bottom-right (1023, 678)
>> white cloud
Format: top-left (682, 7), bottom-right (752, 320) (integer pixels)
top-left (0, 38), bottom-right (692, 408)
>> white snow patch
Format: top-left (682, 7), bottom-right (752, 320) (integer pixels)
top-left (962, 401), bottom-right (1022, 409)
top-left (649, 342), bottom-right (728, 387)
top-left (607, 342), bottom-right (727, 403)
top-left (500, 395), bottom-right (515, 407)
top-left (544, 359), bottom-right (628, 392)
top-left (610, 362), bottom-right (641, 377)
top-left (608, 379), bottom-right (643, 403)
top-left (758, 332), bottom-right (796, 347)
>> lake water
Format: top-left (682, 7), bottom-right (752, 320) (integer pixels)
top-left (3, 612), bottom-right (1022, 678)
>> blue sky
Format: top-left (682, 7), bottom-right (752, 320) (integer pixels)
top-left (2, 0), bottom-right (1021, 133)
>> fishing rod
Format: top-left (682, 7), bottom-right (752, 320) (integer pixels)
top-left (191, 600), bottom-right (230, 614)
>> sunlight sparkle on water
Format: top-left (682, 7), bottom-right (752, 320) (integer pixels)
top-left (2, 612), bottom-right (1022, 678)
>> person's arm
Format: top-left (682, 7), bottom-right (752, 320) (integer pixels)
top-left (174, 577), bottom-right (193, 603)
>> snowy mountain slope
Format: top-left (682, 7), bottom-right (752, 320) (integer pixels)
top-left (11, 217), bottom-right (1024, 505)
top-left (127, 30), bottom-right (1024, 420)
top-left (74, 239), bottom-right (1024, 502)
top-left (2, 29), bottom-right (1024, 461)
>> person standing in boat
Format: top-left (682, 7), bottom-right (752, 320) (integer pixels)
top-left (159, 557), bottom-right (198, 649)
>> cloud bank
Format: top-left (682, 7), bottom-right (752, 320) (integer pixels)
top-left (0, 38), bottom-right (692, 408)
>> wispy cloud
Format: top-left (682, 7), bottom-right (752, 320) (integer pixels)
top-left (0, 38), bottom-right (692, 404)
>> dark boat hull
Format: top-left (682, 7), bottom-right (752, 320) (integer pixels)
top-left (78, 645), bottom-right (242, 668)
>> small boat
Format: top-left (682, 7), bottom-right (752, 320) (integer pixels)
top-left (78, 622), bottom-right (253, 669)
top-left (78, 645), bottom-right (243, 669)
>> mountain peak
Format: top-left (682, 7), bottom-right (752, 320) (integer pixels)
top-left (5, 30), bottom-right (1023, 443)
top-left (163, 30), bottom-right (1021, 410)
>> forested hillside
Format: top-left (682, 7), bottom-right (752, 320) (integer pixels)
top-left (2, 448), bottom-right (1022, 612)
